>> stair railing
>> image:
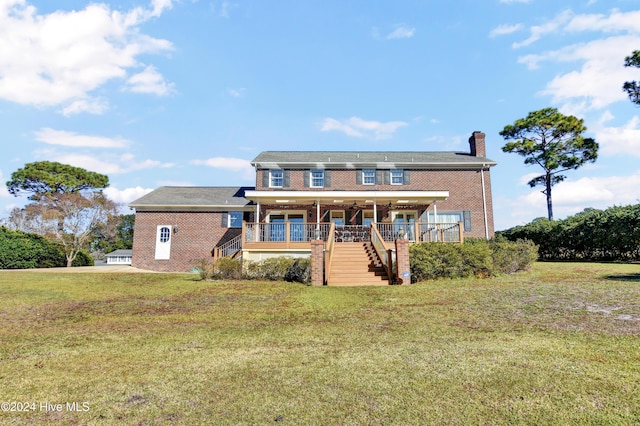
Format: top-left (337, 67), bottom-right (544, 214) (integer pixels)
top-left (371, 224), bottom-right (394, 284)
top-left (324, 222), bottom-right (336, 284)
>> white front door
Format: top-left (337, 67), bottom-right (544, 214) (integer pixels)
top-left (155, 225), bottom-right (172, 260)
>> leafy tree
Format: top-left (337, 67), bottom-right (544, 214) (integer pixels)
top-left (6, 161), bottom-right (109, 200)
top-left (91, 213), bottom-right (135, 254)
top-left (14, 192), bottom-right (118, 267)
top-left (500, 108), bottom-right (598, 220)
top-left (623, 50), bottom-right (640, 105)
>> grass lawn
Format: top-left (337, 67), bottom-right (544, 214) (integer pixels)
top-left (1, 262), bottom-right (639, 425)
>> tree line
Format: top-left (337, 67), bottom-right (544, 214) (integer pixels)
top-left (498, 204), bottom-right (640, 262)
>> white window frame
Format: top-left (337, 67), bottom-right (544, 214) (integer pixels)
top-left (362, 169), bottom-right (375, 185)
top-left (391, 169), bottom-right (404, 185)
top-left (228, 211), bottom-right (243, 228)
top-left (270, 170), bottom-right (283, 188)
top-left (310, 170), bottom-right (324, 188)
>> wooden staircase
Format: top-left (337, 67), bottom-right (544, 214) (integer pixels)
top-left (328, 242), bottom-right (390, 286)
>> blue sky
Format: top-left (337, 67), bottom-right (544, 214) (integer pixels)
top-left (1, 0), bottom-right (640, 231)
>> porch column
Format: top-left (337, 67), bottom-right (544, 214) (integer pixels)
top-left (373, 200), bottom-right (377, 223)
top-left (316, 200), bottom-right (320, 226)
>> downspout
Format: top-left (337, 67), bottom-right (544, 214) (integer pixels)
top-left (481, 164), bottom-right (489, 240)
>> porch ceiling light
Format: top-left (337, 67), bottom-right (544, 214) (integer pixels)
top-left (275, 199), bottom-right (293, 203)
top-left (333, 199), bottom-right (343, 203)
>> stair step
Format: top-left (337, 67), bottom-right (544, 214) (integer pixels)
top-left (328, 242), bottom-right (390, 286)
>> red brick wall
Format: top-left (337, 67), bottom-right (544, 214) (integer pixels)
top-left (256, 167), bottom-right (494, 238)
top-left (132, 211), bottom-right (243, 272)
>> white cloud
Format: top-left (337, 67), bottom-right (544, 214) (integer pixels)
top-left (125, 65), bottom-right (175, 96)
top-left (228, 88), bottom-right (245, 98)
top-left (537, 36), bottom-right (640, 112)
top-left (513, 10), bottom-right (574, 49)
top-left (594, 115), bottom-right (640, 157)
top-left (191, 157), bottom-right (254, 180)
top-left (61, 98), bottom-right (109, 116)
top-left (211, 1), bottom-right (237, 18)
top-left (44, 153), bottom-right (174, 175)
top-left (104, 186), bottom-right (154, 205)
top-left (489, 23), bottom-right (523, 38)
top-left (386, 26), bottom-right (416, 40)
top-left (0, 169), bottom-right (10, 198)
top-left (320, 117), bottom-right (408, 140)
top-left (0, 1), bottom-right (174, 111)
top-left (35, 128), bottom-right (129, 149)
top-left (501, 172), bottom-right (640, 228)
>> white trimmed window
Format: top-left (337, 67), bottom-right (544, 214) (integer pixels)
top-left (310, 170), bottom-right (324, 188)
top-left (391, 169), bottom-right (404, 185)
top-left (228, 212), bottom-right (243, 228)
top-left (362, 169), bottom-right (375, 185)
top-left (270, 170), bottom-right (283, 187)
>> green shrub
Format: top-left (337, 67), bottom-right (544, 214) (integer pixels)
top-left (410, 239), bottom-right (538, 282)
top-left (410, 243), bottom-right (492, 282)
top-left (0, 226), bottom-right (66, 269)
top-left (72, 250), bottom-right (94, 267)
top-left (212, 257), bottom-right (242, 280)
top-left (244, 256), bottom-right (296, 281)
top-left (284, 258), bottom-right (311, 284)
top-left (490, 240), bottom-right (538, 274)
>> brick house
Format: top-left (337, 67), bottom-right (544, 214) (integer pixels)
top-left (130, 131), bottom-right (496, 284)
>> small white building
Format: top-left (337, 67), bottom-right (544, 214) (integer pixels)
top-left (105, 249), bottom-right (133, 265)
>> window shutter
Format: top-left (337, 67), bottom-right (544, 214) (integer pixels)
top-left (356, 169), bottom-right (362, 185)
top-left (325, 170), bottom-right (331, 188)
top-left (303, 170), bottom-right (309, 188)
top-left (404, 170), bottom-right (410, 185)
top-left (243, 212), bottom-right (251, 222)
top-left (376, 170), bottom-right (383, 185)
top-left (384, 170), bottom-right (390, 185)
top-left (262, 170), bottom-right (269, 187)
top-left (221, 212), bottom-right (229, 227)
top-left (283, 170), bottom-right (290, 188)
top-left (463, 210), bottom-right (472, 231)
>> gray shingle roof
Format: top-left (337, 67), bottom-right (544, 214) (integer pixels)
top-left (106, 249), bottom-right (133, 257)
top-left (129, 186), bottom-right (254, 209)
top-left (251, 151), bottom-right (495, 166)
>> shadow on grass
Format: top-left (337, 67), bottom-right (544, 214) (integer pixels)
top-left (604, 273), bottom-right (640, 282)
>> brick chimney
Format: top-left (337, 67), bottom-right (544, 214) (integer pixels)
top-left (469, 131), bottom-right (486, 157)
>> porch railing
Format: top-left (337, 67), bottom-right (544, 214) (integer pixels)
top-left (240, 221), bottom-right (463, 248)
top-left (244, 222), bottom-right (332, 244)
top-left (375, 222), bottom-right (464, 244)
top-left (213, 234), bottom-right (242, 259)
